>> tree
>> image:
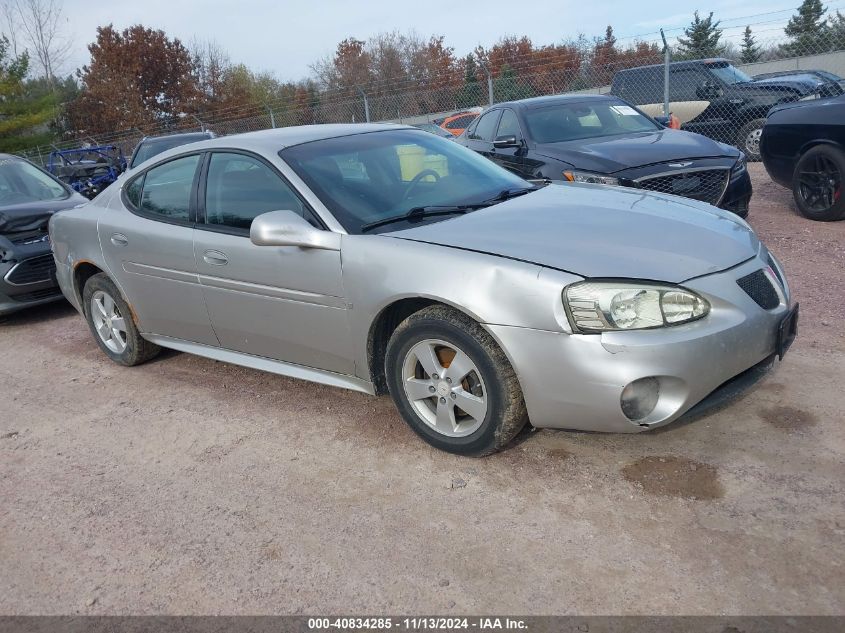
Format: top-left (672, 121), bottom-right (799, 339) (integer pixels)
top-left (740, 26), bottom-right (762, 63)
top-left (592, 26), bottom-right (619, 84)
top-left (676, 11), bottom-right (724, 59)
top-left (782, 0), bottom-right (829, 56)
top-left (8, 0), bottom-right (71, 87)
top-left (493, 64), bottom-right (535, 102)
top-left (0, 35), bottom-right (61, 152)
top-left (827, 10), bottom-right (845, 51)
top-left (456, 54), bottom-right (483, 108)
top-left (68, 25), bottom-right (201, 135)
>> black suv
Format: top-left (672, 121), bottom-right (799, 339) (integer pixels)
top-left (611, 59), bottom-right (841, 160)
top-left (129, 131), bottom-right (216, 169)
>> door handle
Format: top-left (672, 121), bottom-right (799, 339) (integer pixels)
top-left (110, 233), bottom-right (128, 247)
top-left (203, 250), bottom-right (228, 266)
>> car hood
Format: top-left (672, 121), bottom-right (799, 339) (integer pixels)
top-left (534, 130), bottom-right (735, 174)
top-left (388, 183), bottom-right (759, 283)
top-left (0, 195), bottom-right (87, 234)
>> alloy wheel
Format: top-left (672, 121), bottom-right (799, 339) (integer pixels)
top-left (401, 338), bottom-right (487, 437)
top-left (745, 128), bottom-right (763, 155)
top-left (797, 154), bottom-right (842, 212)
top-left (91, 290), bottom-right (128, 354)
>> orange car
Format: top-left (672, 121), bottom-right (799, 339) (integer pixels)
top-left (438, 111), bottom-right (479, 137)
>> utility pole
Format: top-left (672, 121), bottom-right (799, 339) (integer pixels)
top-left (356, 87), bottom-right (371, 123)
top-left (660, 29), bottom-right (671, 117)
top-left (478, 59), bottom-right (494, 107)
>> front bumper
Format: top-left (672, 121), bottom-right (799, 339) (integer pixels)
top-left (485, 251), bottom-right (791, 433)
top-left (0, 247), bottom-right (63, 316)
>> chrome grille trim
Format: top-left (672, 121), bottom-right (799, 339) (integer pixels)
top-left (634, 167), bottom-right (731, 206)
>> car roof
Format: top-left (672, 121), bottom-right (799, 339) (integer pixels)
top-left (140, 131), bottom-right (214, 145)
top-left (615, 58), bottom-right (731, 73)
top-left (495, 94), bottom-right (621, 110)
top-left (159, 123), bottom-right (413, 154)
top-left (125, 123), bottom-right (418, 171)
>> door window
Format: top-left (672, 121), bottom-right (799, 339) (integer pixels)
top-left (496, 109), bottom-right (522, 140)
top-left (137, 155), bottom-right (201, 222)
top-left (468, 111), bottom-right (501, 141)
top-left (204, 152), bottom-right (316, 230)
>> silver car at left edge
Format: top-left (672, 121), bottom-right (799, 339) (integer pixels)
top-left (49, 124), bottom-right (797, 455)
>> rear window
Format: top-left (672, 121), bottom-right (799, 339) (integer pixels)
top-left (131, 135), bottom-right (208, 168)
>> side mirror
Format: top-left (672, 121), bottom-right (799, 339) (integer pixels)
top-left (250, 210), bottom-right (340, 251)
top-left (653, 115), bottom-right (670, 127)
top-left (493, 134), bottom-right (519, 148)
top-left (696, 81), bottom-right (721, 99)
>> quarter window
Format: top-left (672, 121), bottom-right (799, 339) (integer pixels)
top-left (204, 152), bottom-right (311, 230)
top-left (138, 155), bottom-right (201, 221)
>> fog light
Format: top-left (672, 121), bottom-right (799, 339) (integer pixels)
top-left (620, 377), bottom-right (660, 421)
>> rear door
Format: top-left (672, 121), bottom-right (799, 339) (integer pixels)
top-left (97, 153), bottom-right (218, 345)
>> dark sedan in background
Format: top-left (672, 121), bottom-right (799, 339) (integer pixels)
top-left (129, 131), bottom-right (216, 169)
top-left (456, 95), bottom-right (752, 216)
top-left (0, 154), bottom-right (87, 315)
top-left (761, 94), bottom-right (845, 221)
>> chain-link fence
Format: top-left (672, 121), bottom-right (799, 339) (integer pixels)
top-left (17, 11), bottom-right (845, 166)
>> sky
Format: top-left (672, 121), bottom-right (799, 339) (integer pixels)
top-left (49, 0), bottom-right (845, 82)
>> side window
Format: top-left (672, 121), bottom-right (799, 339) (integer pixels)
top-left (139, 154), bottom-right (200, 221)
top-left (204, 152), bottom-right (315, 231)
top-left (496, 110), bottom-right (522, 139)
top-left (671, 68), bottom-right (711, 101)
top-left (125, 174), bottom-right (144, 208)
top-left (469, 111), bottom-right (501, 141)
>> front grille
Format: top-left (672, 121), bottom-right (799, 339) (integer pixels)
top-left (737, 269), bottom-right (779, 310)
top-left (636, 168), bottom-right (730, 206)
top-left (5, 254), bottom-right (56, 285)
top-left (11, 288), bottom-right (62, 303)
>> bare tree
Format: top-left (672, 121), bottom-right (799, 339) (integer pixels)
top-left (12, 0), bottom-right (72, 85)
top-left (0, 0), bottom-right (20, 57)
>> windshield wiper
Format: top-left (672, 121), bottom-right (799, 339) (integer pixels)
top-left (360, 205), bottom-right (478, 233)
top-left (482, 186), bottom-right (537, 204)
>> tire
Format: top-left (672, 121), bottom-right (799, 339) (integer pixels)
top-left (385, 304), bottom-right (528, 456)
top-left (736, 118), bottom-right (766, 161)
top-left (82, 273), bottom-right (160, 366)
top-left (791, 145), bottom-right (845, 222)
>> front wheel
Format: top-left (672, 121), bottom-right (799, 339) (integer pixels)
top-left (736, 118), bottom-right (766, 161)
top-left (385, 305), bottom-right (528, 456)
top-left (792, 145), bottom-right (845, 221)
top-left (82, 273), bottom-right (160, 366)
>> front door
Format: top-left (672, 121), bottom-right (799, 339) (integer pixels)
top-left (193, 151), bottom-right (354, 374)
top-left (98, 153), bottom-right (218, 345)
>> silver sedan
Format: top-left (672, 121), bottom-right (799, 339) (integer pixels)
top-left (49, 124), bottom-right (798, 455)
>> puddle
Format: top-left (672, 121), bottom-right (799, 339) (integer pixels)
top-left (622, 455), bottom-right (724, 500)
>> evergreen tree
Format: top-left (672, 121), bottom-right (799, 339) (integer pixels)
top-left (676, 11), bottom-right (724, 60)
top-left (0, 35), bottom-right (61, 153)
top-left (740, 26), bottom-right (762, 63)
top-left (782, 0), bottom-right (829, 56)
top-left (829, 11), bottom-right (845, 51)
top-left (456, 54), bottom-right (483, 108)
top-left (492, 64), bottom-right (535, 102)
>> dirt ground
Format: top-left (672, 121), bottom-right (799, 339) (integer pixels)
top-left (1, 164), bottom-right (844, 615)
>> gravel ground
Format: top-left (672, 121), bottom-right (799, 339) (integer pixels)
top-left (1, 164), bottom-right (843, 615)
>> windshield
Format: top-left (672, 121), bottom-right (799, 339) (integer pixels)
top-left (131, 135), bottom-right (206, 168)
top-left (523, 101), bottom-right (660, 144)
top-left (280, 129), bottom-right (528, 234)
top-left (0, 157), bottom-right (68, 206)
top-left (706, 62), bottom-right (752, 85)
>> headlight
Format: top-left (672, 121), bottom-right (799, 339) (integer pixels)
top-left (563, 170), bottom-right (620, 186)
top-left (563, 281), bottom-right (710, 332)
top-left (732, 153), bottom-right (747, 174)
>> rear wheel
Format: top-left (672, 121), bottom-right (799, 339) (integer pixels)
top-left (736, 118), bottom-right (766, 161)
top-left (792, 145), bottom-right (845, 221)
top-left (385, 305), bottom-right (528, 456)
top-left (82, 273), bottom-right (160, 366)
